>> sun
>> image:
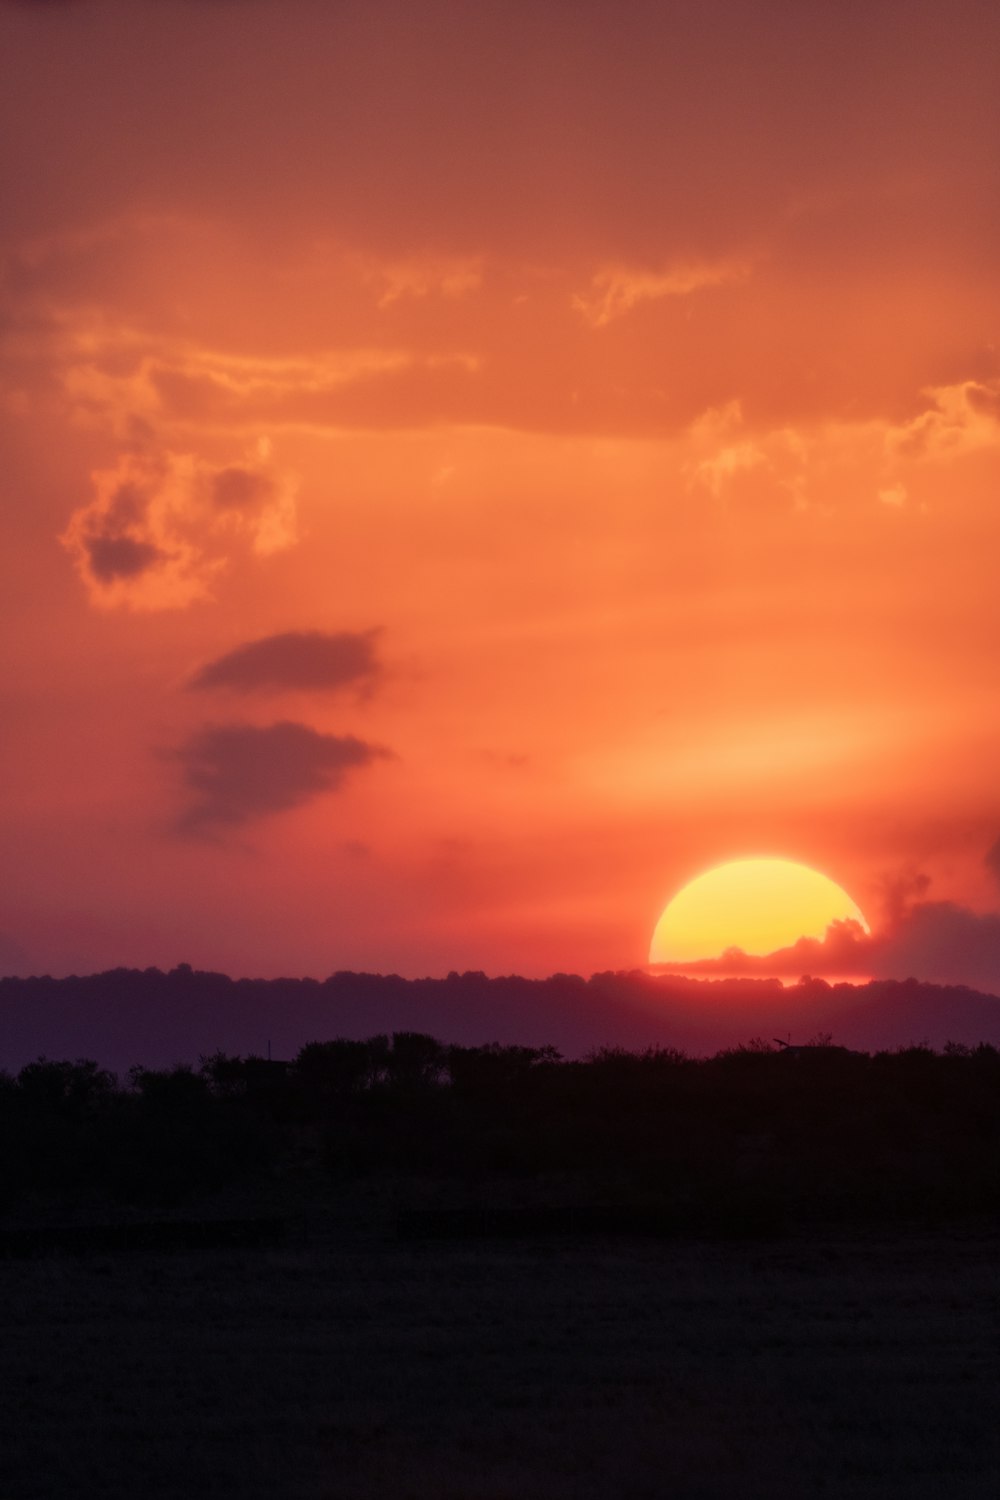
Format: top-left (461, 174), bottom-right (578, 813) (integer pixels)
top-left (649, 857), bottom-right (869, 966)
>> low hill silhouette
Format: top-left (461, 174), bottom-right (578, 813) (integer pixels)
top-left (2, 966), bottom-right (1000, 1072)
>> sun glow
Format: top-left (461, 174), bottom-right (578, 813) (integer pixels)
top-left (649, 858), bottom-right (869, 966)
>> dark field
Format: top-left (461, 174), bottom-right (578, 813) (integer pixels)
top-left (3, 1194), bottom-right (1000, 1500)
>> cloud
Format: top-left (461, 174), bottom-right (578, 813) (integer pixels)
top-left (985, 836), bottom-right (1000, 887)
top-left (358, 254), bottom-right (484, 309)
top-left (658, 899), bottom-right (1000, 995)
top-left (188, 629), bottom-right (382, 695)
top-left (50, 305), bottom-right (478, 438)
top-left (682, 400), bottom-right (808, 505)
top-left (875, 865), bottom-right (932, 927)
top-left (172, 721), bottom-right (390, 833)
top-left (886, 379), bottom-right (1000, 464)
top-left (84, 532), bottom-right (167, 583)
top-left (209, 465), bottom-right (274, 511)
top-left (874, 902), bottom-right (1000, 991)
top-left (59, 442), bottom-right (298, 610)
top-left (139, 350), bottom-right (481, 432)
top-left (573, 258), bottom-right (751, 328)
top-left (690, 439), bottom-right (768, 498)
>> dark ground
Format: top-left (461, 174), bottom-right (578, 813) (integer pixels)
top-left (3, 1182), bottom-right (999, 1500)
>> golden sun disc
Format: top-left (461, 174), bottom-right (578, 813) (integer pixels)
top-left (649, 857), bottom-right (869, 966)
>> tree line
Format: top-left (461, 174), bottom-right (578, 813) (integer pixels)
top-left (4, 1035), bottom-right (1000, 1232)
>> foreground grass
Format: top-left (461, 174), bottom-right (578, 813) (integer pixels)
top-left (2, 1191), bottom-right (999, 1499)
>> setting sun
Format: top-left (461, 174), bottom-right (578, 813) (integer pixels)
top-left (649, 858), bottom-right (869, 966)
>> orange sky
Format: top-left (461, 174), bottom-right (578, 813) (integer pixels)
top-left (3, 0), bottom-right (1000, 985)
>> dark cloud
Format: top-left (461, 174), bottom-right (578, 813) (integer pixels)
top-left (210, 466), bottom-right (275, 511)
top-left (74, 476), bottom-right (168, 583)
top-left (874, 865), bottom-right (932, 926)
top-left (84, 532), bottom-right (166, 582)
top-left (188, 629), bottom-right (382, 695)
top-left (663, 901), bottom-right (1000, 996)
top-left (874, 902), bottom-right (1000, 991)
top-left (985, 836), bottom-right (1000, 886)
top-left (174, 720), bottom-right (389, 832)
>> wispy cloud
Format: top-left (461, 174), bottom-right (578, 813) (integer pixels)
top-left (358, 253), bottom-right (484, 309)
top-left (573, 258), bottom-right (751, 328)
top-left (59, 333), bottom-right (480, 437)
top-left (57, 322), bottom-right (427, 437)
top-left (886, 380), bottom-right (1000, 464)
